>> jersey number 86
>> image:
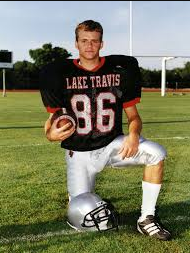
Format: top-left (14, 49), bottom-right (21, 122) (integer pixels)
top-left (71, 92), bottom-right (116, 135)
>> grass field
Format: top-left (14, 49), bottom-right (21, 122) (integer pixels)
top-left (0, 91), bottom-right (190, 253)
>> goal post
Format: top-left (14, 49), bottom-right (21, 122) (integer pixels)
top-left (134, 55), bottom-right (190, 96)
top-left (161, 57), bottom-right (176, 97)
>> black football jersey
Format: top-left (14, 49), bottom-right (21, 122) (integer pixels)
top-left (39, 55), bottom-right (141, 151)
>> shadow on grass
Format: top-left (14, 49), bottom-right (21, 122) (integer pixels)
top-left (0, 201), bottom-right (189, 244)
top-left (117, 201), bottom-right (190, 239)
top-left (0, 126), bottom-right (43, 130)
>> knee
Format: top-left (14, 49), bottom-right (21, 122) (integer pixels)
top-left (155, 143), bottom-right (167, 160)
top-left (151, 143), bottom-right (167, 165)
top-left (142, 141), bottom-right (167, 166)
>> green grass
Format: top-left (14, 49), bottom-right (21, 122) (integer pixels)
top-left (0, 91), bottom-right (190, 253)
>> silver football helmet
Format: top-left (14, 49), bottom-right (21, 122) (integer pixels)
top-left (67, 192), bottom-right (118, 232)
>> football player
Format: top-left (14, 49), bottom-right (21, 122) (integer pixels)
top-left (39, 20), bottom-right (171, 240)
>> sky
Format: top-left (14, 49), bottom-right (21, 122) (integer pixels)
top-left (1, 1), bottom-right (190, 70)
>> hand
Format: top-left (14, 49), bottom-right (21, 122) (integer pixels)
top-left (46, 118), bottom-right (76, 142)
top-left (118, 133), bottom-right (139, 159)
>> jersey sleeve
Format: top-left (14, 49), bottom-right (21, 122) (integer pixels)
top-left (121, 56), bottom-right (141, 108)
top-left (39, 62), bottom-right (65, 113)
top-left (107, 55), bottom-right (141, 108)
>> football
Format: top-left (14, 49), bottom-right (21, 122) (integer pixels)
top-left (50, 108), bottom-right (76, 130)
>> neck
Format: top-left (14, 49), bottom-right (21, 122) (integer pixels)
top-left (78, 57), bottom-right (100, 70)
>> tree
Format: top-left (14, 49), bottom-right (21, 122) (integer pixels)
top-left (181, 62), bottom-right (190, 82)
top-left (29, 43), bottom-right (72, 69)
top-left (140, 68), bottom-right (161, 88)
top-left (13, 60), bottom-right (39, 89)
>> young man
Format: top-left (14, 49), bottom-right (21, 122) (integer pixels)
top-left (39, 20), bottom-right (171, 240)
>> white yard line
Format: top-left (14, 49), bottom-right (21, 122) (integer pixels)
top-left (0, 229), bottom-right (79, 244)
top-left (150, 136), bottom-right (190, 140)
top-left (1, 215), bottom-right (189, 244)
top-left (0, 143), bottom-right (56, 148)
top-left (0, 136), bottom-right (190, 149)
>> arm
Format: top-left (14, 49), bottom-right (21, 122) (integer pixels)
top-left (44, 114), bottom-right (76, 142)
top-left (118, 105), bottom-right (142, 159)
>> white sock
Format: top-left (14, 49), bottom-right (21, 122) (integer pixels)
top-left (139, 181), bottom-right (161, 222)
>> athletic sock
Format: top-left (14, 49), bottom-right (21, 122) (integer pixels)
top-left (138, 181), bottom-right (161, 222)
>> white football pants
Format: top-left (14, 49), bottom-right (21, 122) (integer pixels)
top-left (65, 135), bottom-right (167, 199)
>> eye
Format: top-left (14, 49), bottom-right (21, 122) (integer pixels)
top-left (81, 40), bottom-right (87, 43)
top-left (92, 40), bottom-right (99, 44)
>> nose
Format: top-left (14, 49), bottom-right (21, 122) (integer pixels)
top-left (86, 41), bottom-right (93, 47)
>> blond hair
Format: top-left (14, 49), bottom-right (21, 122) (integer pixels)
top-left (75, 20), bottom-right (103, 42)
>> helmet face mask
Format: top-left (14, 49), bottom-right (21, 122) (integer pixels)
top-left (67, 193), bottom-right (118, 232)
top-left (82, 202), bottom-right (118, 231)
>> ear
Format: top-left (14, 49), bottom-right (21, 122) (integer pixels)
top-left (75, 40), bottom-right (79, 50)
top-left (100, 41), bottom-right (104, 50)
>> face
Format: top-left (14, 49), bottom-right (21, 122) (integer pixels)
top-left (75, 30), bottom-right (103, 60)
